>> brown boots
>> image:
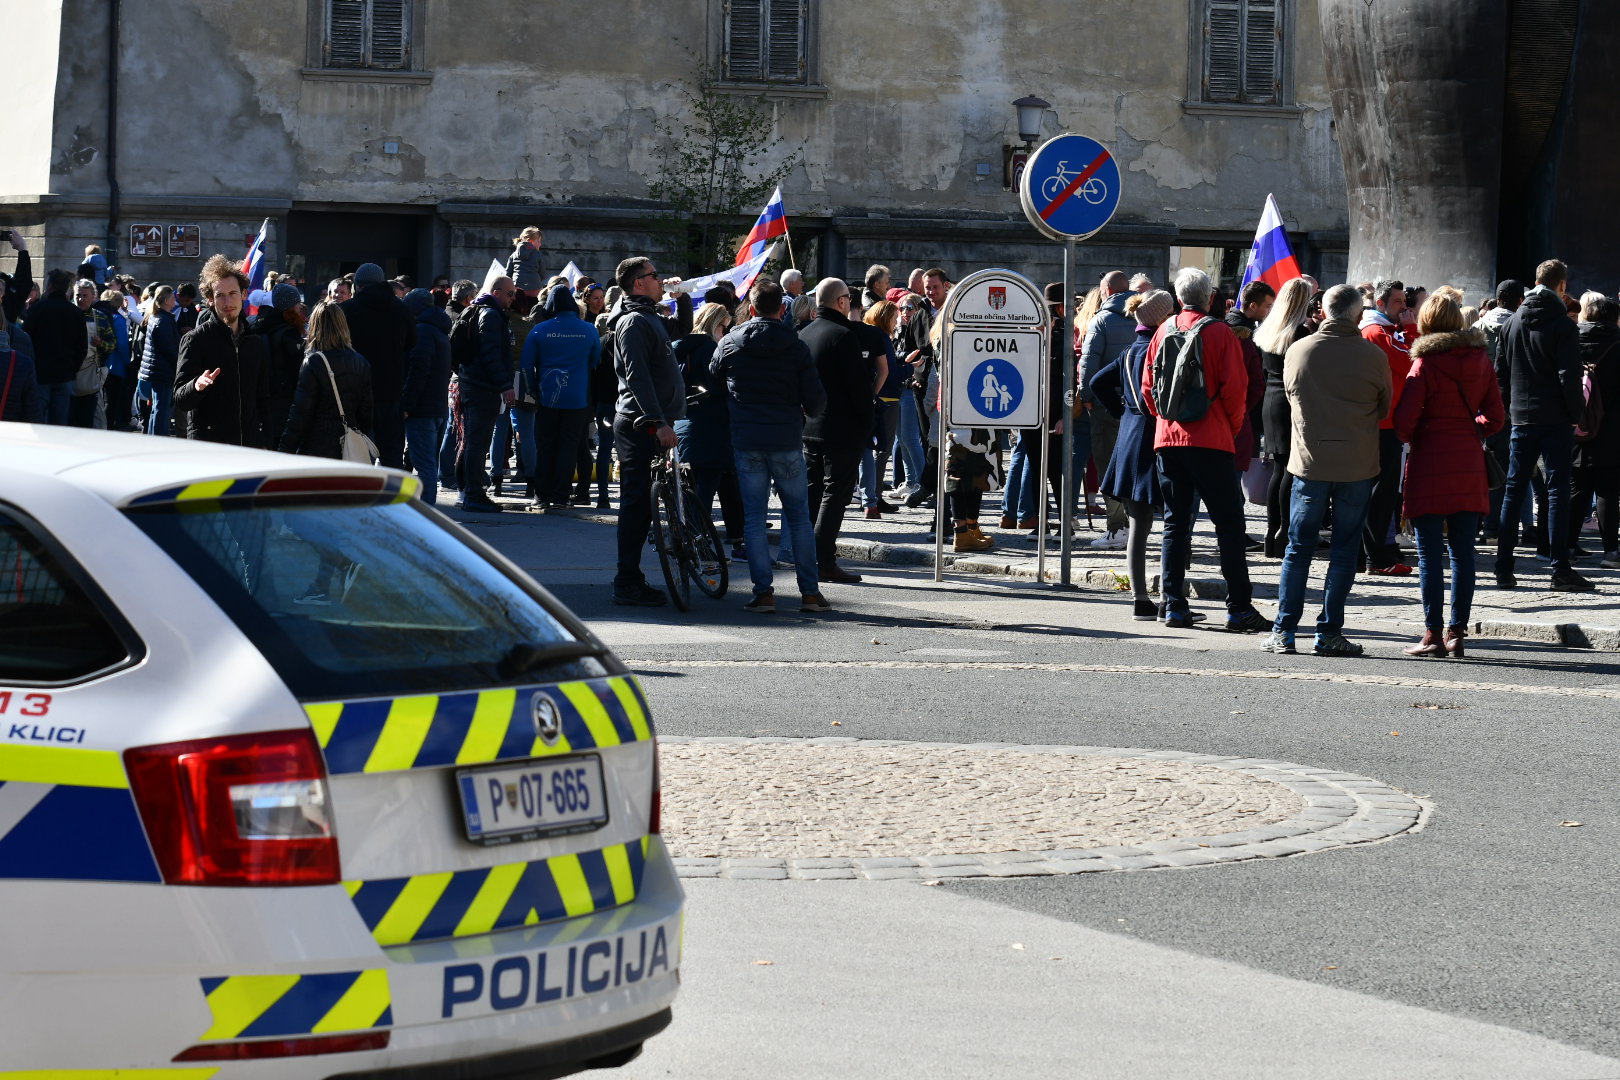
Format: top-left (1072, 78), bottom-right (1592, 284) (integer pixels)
top-left (953, 521), bottom-right (995, 552)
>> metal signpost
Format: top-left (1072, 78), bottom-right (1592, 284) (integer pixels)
top-left (935, 269), bottom-right (1049, 582)
top-left (1018, 133), bottom-right (1122, 587)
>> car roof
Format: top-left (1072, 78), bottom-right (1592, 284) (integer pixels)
top-left (0, 423), bottom-right (395, 506)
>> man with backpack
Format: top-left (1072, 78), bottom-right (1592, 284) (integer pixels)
top-left (450, 276), bottom-right (517, 513)
top-left (1141, 267), bottom-right (1270, 632)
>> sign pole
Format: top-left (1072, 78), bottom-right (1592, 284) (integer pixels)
top-left (1058, 236), bottom-right (1077, 587)
top-left (934, 331), bottom-right (948, 583)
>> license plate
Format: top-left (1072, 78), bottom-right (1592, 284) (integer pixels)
top-left (455, 755), bottom-right (608, 845)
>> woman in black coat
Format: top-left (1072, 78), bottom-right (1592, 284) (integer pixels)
top-left (1253, 278), bottom-right (1317, 559)
top-left (279, 301), bottom-right (374, 460)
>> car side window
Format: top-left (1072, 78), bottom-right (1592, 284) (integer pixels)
top-left (0, 509), bottom-right (133, 684)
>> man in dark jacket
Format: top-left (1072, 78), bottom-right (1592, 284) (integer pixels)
top-left (608, 256), bottom-right (685, 606)
top-left (1495, 258), bottom-right (1594, 591)
top-left (2, 229), bottom-right (35, 326)
top-left (0, 317), bottom-right (41, 422)
top-left (25, 269), bottom-right (86, 425)
top-left (798, 278), bottom-right (875, 583)
top-left (712, 278), bottom-right (828, 612)
top-left (173, 255), bottom-right (271, 447)
top-left (402, 288), bottom-right (453, 505)
top-left (456, 278), bottom-right (517, 513)
top-left (251, 282), bottom-right (305, 448)
top-left (341, 262), bottom-right (416, 469)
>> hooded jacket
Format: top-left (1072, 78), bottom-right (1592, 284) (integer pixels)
top-left (340, 283), bottom-right (416, 404)
top-left (279, 346), bottom-right (374, 459)
top-left (711, 316), bottom-right (825, 452)
top-left (1393, 327), bottom-right (1504, 516)
top-left (799, 307), bottom-right (875, 445)
top-left (1496, 286), bottom-right (1583, 426)
top-left (173, 308), bottom-right (272, 447)
top-left (401, 305), bottom-right (453, 420)
top-left (610, 295), bottom-right (685, 425)
top-left (521, 285), bottom-right (600, 412)
top-left (1358, 308), bottom-right (1412, 428)
top-left (1284, 316), bottom-right (1391, 483)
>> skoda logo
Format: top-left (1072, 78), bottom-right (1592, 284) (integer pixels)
top-left (531, 693), bottom-right (562, 744)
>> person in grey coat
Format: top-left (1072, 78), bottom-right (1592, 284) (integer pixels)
top-left (1078, 271), bottom-right (1139, 545)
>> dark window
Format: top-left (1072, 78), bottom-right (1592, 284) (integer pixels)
top-left (1203, 0), bottom-right (1283, 105)
top-left (324, 0), bottom-right (410, 71)
top-left (128, 499), bottom-right (601, 699)
top-left (0, 510), bottom-right (135, 684)
top-left (723, 0), bottom-right (807, 84)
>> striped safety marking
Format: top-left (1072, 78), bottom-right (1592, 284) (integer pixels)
top-left (347, 836), bottom-right (649, 946)
top-left (0, 1071), bottom-right (221, 1078)
top-left (126, 473), bottom-right (420, 506)
top-left (0, 747), bottom-right (160, 883)
top-left (197, 970), bottom-right (392, 1042)
top-left (309, 675), bottom-right (653, 776)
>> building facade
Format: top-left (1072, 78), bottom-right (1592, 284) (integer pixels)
top-left (4, 0), bottom-right (1347, 296)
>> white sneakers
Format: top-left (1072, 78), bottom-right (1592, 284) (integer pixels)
top-left (1089, 528), bottom-right (1127, 550)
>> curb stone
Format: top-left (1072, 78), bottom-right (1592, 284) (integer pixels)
top-left (660, 736), bottom-right (1430, 881)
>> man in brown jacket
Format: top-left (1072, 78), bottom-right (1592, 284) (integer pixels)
top-left (1262, 284), bottom-right (1393, 657)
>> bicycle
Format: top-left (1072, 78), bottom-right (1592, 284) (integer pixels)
top-left (649, 441), bottom-right (728, 611)
top-left (1039, 161), bottom-right (1109, 206)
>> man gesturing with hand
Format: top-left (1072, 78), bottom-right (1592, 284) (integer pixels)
top-left (174, 254), bottom-right (271, 447)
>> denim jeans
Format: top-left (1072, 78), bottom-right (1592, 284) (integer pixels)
top-left (1005, 432), bottom-right (1033, 521)
top-left (1497, 423), bottom-right (1574, 571)
top-left (40, 381), bottom-right (74, 425)
top-left (1414, 512), bottom-right (1481, 630)
top-left (508, 407), bottom-right (538, 482)
top-left (734, 448), bottom-right (819, 597)
top-left (894, 393), bottom-right (928, 490)
top-left (1273, 476), bottom-right (1374, 636)
top-left (403, 416), bottom-right (446, 505)
top-left (136, 378), bottom-right (174, 436)
top-left (1157, 446), bottom-right (1253, 615)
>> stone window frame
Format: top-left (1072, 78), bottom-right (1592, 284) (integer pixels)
top-left (302, 0), bottom-right (432, 83)
top-left (710, 0), bottom-right (827, 99)
top-left (1183, 0), bottom-right (1301, 118)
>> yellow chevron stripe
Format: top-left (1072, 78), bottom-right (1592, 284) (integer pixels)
top-left (306, 702), bottom-right (343, 748)
top-left (397, 475), bottom-right (422, 499)
top-left (558, 683), bottom-right (621, 748)
top-left (458, 688), bottom-right (517, 764)
top-left (607, 677), bottom-right (652, 742)
top-left (343, 880), bottom-right (364, 899)
top-left (311, 969), bottom-right (391, 1034)
top-left (178, 479), bottom-right (235, 501)
top-left (0, 745), bottom-right (126, 789)
top-left (373, 871), bottom-right (455, 946)
top-left (363, 695), bottom-right (440, 773)
top-left (200, 974), bottom-right (300, 1041)
top-left (602, 843), bottom-right (636, 905)
top-left (0, 1071), bottom-right (222, 1078)
top-left (547, 853), bottom-right (595, 917)
top-left (452, 860), bottom-right (527, 937)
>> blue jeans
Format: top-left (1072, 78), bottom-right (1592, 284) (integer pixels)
top-left (1005, 433), bottom-right (1033, 521)
top-left (1414, 512), bottom-right (1481, 630)
top-left (1157, 446), bottom-right (1254, 615)
top-left (1273, 476), bottom-right (1374, 636)
top-left (404, 416), bottom-right (446, 505)
top-left (1497, 423), bottom-right (1574, 571)
top-left (734, 448), bottom-right (819, 598)
top-left (136, 378), bottom-right (174, 436)
top-left (40, 381), bottom-right (74, 426)
top-left (508, 407), bottom-right (538, 481)
top-left (894, 394), bottom-right (927, 489)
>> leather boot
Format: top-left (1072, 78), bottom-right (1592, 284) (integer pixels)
top-left (1443, 626), bottom-right (1467, 658)
top-left (1403, 629), bottom-right (1445, 657)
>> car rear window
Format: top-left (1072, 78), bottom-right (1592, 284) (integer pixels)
top-left (0, 509), bottom-right (135, 684)
top-left (128, 499), bottom-right (596, 698)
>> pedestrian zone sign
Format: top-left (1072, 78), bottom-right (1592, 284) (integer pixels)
top-left (948, 329), bottom-right (1043, 428)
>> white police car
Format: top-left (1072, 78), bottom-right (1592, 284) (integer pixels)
top-left (0, 425), bottom-right (681, 1077)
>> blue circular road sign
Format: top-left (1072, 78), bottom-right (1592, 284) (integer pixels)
top-left (966, 357), bottom-right (1024, 421)
top-left (1019, 134), bottom-right (1122, 242)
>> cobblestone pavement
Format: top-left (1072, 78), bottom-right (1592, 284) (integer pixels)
top-left (660, 737), bottom-right (1427, 880)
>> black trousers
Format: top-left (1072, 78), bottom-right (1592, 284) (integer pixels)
top-left (1264, 447), bottom-right (1293, 559)
top-left (1571, 464), bottom-right (1620, 553)
top-left (535, 405), bottom-right (592, 504)
top-left (803, 438), bottom-right (861, 569)
top-left (372, 396), bottom-right (405, 470)
top-left (458, 388), bottom-right (502, 502)
top-left (613, 414), bottom-right (660, 584)
top-left (1362, 428), bottom-right (1403, 567)
top-left (1157, 446), bottom-right (1253, 615)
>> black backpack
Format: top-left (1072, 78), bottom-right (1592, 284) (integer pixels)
top-left (448, 304), bottom-right (481, 375)
top-left (1150, 316), bottom-right (1216, 423)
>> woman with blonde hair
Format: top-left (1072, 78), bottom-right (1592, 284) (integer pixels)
top-left (279, 301), bottom-right (373, 460)
top-left (1254, 277), bottom-right (1318, 557)
top-left (506, 227), bottom-right (545, 298)
top-left (1392, 292), bottom-right (1504, 657)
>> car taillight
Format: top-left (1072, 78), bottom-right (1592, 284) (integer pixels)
top-left (649, 740), bottom-right (662, 835)
top-left (174, 1031), bottom-right (389, 1060)
top-left (125, 729), bottom-right (340, 886)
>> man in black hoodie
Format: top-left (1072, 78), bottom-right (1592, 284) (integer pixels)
top-left (1494, 258), bottom-right (1594, 592)
top-left (798, 277), bottom-right (876, 583)
top-left (26, 269), bottom-right (86, 425)
top-left (341, 262), bottom-right (416, 468)
top-left (173, 255), bottom-right (271, 447)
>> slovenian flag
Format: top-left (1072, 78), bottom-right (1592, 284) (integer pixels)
top-left (241, 218), bottom-right (269, 292)
top-left (1239, 194), bottom-right (1302, 292)
top-left (734, 186), bottom-right (788, 267)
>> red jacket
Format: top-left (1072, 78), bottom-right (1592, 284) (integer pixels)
top-left (1142, 307), bottom-right (1248, 453)
top-left (1360, 313), bottom-right (1412, 429)
top-left (1392, 329), bottom-right (1505, 518)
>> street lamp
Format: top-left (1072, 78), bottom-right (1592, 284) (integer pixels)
top-left (1005, 96), bottom-right (1051, 190)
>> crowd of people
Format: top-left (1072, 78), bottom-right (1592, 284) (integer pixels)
top-left (1, 225), bottom-right (1612, 649)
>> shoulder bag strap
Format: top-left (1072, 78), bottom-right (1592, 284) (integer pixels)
top-left (0, 352), bottom-right (15, 419)
top-left (314, 351), bottom-right (349, 427)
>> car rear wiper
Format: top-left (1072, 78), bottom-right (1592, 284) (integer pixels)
top-left (498, 641), bottom-right (602, 680)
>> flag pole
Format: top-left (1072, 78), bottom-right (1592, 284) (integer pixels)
top-left (785, 229), bottom-right (797, 271)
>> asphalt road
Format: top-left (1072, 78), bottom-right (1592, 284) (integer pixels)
top-left (463, 505), bottom-right (1620, 1078)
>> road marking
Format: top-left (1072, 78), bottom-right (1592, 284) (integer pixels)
top-left (626, 659), bottom-right (1620, 700)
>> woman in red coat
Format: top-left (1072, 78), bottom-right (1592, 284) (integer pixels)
top-left (1393, 294), bottom-right (1505, 657)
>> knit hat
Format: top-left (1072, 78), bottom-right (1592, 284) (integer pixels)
top-left (247, 289), bottom-right (273, 310)
top-left (1134, 289), bottom-right (1175, 328)
top-left (402, 287), bottom-right (434, 316)
top-left (271, 282), bottom-right (302, 311)
top-left (353, 262), bottom-right (386, 287)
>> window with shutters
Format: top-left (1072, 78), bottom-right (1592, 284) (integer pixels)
top-left (722, 0), bottom-right (810, 85)
top-left (1195, 0), bottom-right (1293, 108)
top-left (322, 0), bottom-right (411, 71)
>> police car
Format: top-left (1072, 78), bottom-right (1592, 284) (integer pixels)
top-left (0, 425), bottom-right (681, 1077)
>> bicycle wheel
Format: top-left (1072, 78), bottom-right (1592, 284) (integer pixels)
top-left (680, 486), bottom-right (729, 599)
top-left (649, 477), bottom-right (691, 612)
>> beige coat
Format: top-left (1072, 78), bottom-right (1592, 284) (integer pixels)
top-left (1284, 317), bottom-right (1393, 483)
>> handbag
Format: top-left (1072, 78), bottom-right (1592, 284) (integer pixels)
top-left (314, 351), bottom-right (379, 464)
top-left (73, 337), bottom-right (107, 397)
top-left (1448, 375), bottom-right (1504, 491)
top-left (0, 351), bottom-right (16, 419)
